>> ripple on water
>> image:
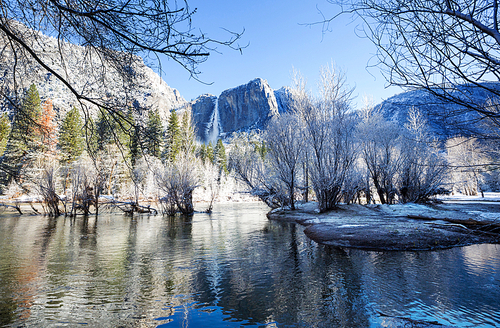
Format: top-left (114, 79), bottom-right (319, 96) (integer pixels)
top-left (1, 205), bottom-right (500, 327)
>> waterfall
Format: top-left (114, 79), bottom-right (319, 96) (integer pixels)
top-left (207, 98), bottom-right (220, 143)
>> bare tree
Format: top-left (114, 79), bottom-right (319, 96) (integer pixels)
top-left (326, 0), bottom-right (500, 134)
top-left (358, 110), bottom-right (403, 204)
top-left (264, 114), bottom-right (304, 210)
top-left (398, 107), bottom-right (449, 202)
top-left (295, 65), bottom-right (358, 212)
top-left (155, 154), bottom-right (199, 215)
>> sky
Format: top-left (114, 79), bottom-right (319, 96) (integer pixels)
top-left (158, 0), bottom-right (402, 107)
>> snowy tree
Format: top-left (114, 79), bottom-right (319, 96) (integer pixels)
top-left (156, 154), bottom-right (200, 215)
top-left (228, 132), bottom-right (282, 208)
top-left (358, 111), bottom-right (403, 204)
top-left (398, 107), bottom-right (448, 203)
top-left (446, 137), bottom-right (488, 195)
top-left (294, 65), bottom-right (358, 212)
top-left (264, 113), bottom-right (304, 210)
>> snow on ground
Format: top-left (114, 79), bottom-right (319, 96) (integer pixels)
top-left (439, 192), bottom-right (500, 202)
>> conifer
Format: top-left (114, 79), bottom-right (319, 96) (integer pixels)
top-left (144, 108), bottom-right (163, 159)
top-left (163, 109), bottom-right (181, 162)
top-left (59, 106), bottom-right (84, 164)
top-left (0, 113), bottom-right (11, 156)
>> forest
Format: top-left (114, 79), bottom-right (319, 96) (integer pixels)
top-left (0, 66), bottom-right (497, 217)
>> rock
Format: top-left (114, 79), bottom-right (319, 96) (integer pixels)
top-left (0, 21), bottom-right (186, 122)
top-left (374, 84), bottom-right (500, 140)
top-left (274, 86), bottom-right (295, 114)
top-left (217, 78), bottom-right (279, 135)
top-left (183, 94), bottom-right (217, 142)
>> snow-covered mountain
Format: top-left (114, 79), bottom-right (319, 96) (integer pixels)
top-left (0, 21), bottom-right (186, 122)
top-left (374, 84), bottom-right (500, 140)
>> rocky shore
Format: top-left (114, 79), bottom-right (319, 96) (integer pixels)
top-left (267, 201), bottom-right (500, 251)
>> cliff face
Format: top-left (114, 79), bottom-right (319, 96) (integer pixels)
top-left (183, 94), bottom-right (217, 141)
top-left (218, 78), bottom-right (279, 136)
top-left (0, 22), bottom-right (186, 122)
top-left (374, 84), bottom-right (500, 140)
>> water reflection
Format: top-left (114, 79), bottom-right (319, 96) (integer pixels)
top-left (0, 203), bottom-right (499, 327)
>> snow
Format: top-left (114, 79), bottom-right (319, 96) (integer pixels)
top-left (439, 192), bottom-right (500, 202)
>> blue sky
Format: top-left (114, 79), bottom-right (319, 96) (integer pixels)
top-left (158, 0), bottom-right (402, 107)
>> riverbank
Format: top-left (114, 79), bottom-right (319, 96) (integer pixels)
top-left (267, 199), bottom-right (500, 251)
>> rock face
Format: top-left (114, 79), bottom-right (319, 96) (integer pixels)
top-left (184, 94), bottom-right (217, 142)
top-left (375, 84), bottom-right (500, 140)
top-left (217, 78), bottom-right (279, 136)
top-left (274, 86), bottom-right (295, 114)
top-left (0, 22), bottom-right (186, 122)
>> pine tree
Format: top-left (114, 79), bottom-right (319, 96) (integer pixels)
top-left (198, 143), bottom-right (207, 164)
top-left (179, 111), bottom-right (196, 154)
top-left (0, 113), bottom-right (11, 156)
top-left (0, 84), bottom-right (42, 187)
top-left (59, 106), bottom-right (84, 164)
top-left (214, 138), bottom-right (228, 173)
top-left (144, 108), bottom-right (163, 159)
top-left (206, 141), bottom-right (214, 164)
top-left (163, 109), bottom-right (180, 162)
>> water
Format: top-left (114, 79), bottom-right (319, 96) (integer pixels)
top-left (0, 202), bottom-right (499, 327)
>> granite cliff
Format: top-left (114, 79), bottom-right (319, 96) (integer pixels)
top-left (0, 22), bottom-right (186, 122)
top-left (186, 78), bottom-right (297, 143)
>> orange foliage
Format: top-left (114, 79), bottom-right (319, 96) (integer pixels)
top-left (39, 99), bottom-right (58, 155)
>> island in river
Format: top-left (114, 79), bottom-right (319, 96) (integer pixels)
top-left (267, 198), bottom-right (500, 251)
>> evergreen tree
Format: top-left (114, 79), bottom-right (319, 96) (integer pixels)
top-left (0, 113), bottom-right (11, 156)
top-left (179, 111), bottom-right (196, 154)
top-left (144, 108), bottom-right (163, 159)
top-left (1, 84), bottom-right (42, 185)
top-left (59, 106), bottom-right (84, 164)
top-left (206, 141), bottom-right (214, 164)
top-left (213, 138), bottom-right (228, 173)
top-left (163, 109), bottom-right (180, 162)
top-left (198, 143), bottom-right (207, 164)
top-left (96, 108), bottom-right (130, 150)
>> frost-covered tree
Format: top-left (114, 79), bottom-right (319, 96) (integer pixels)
top-left (358, 111), bottom-right (403, 204)
top-left (264, 113), bottom-right (304, 210)
top-left (156, 154), bottom-right (200, 215)
top-left (446, 137), bottom-right (487, 195)
top-left (228, 132), bottom-right (280, 208)
top-left (295, 65), bottom-right (358, 212)
top-left (398, 107), bottom-right (448, 203)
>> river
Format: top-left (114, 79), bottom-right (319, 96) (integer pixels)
top-left (0, 202), bottom-right (499, 327)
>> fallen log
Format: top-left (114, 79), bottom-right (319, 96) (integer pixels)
top-left (0, 203), bottom-right (22, 214)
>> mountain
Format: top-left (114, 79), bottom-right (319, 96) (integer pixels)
top-left (0, 21), bottom-right (186, 122)
top-left (375, 84), bottom-right (500, 140)
top-left (185, 78), bottom-right (302, 143)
